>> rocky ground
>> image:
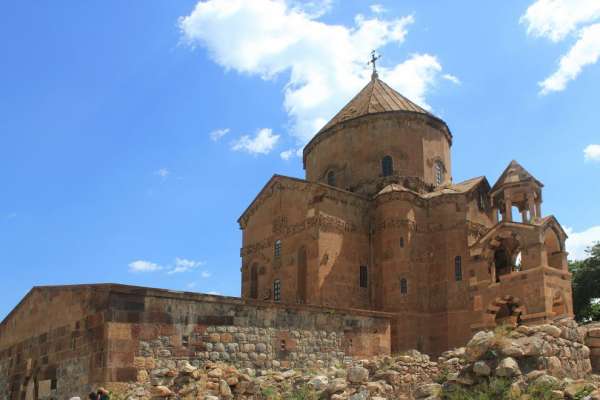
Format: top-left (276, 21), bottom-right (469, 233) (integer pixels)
top-left (106, 319), bottom-right (600, 400)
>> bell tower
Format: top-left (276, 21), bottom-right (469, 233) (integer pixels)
top-left (490, 160), bottom-right (543, 223)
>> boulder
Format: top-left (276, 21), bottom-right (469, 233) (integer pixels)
top-left (540, 324), bottom-right (562, 338)
top-left (414, 383), bottom-right (442, 399)
top-left (499, 340), bottom-right (525, 358)
top-left (465, 331), bottom-right (495, 361)
top-left (327, 378), bottom-right (348, 393)
top-left (472, 361), bottom-right (491, 376)
top-left (208, 368), bottom-right (223, 379)
top-left (219, 379), bottom-right (232, 398)
top-left (564, 382), bottom-right (595, 399)
top-left (495, 357), bottom-right (521, 377)
top-left (378, 370), bottom-right (401, 385)
top-left (308, 375), bottom-right (329, 391)
top-left (532, 373), bottom-right (561, 388)
top-left (180, 363), bottom-right (197, 375)
top-left (349, 390), bottom-right (369, 400)
top-left (347, 366), bottom-right (369, 383)
top-left (516, 336), bottom-right (547, 356)
top-left (151, 386), bottom-right (173, 397)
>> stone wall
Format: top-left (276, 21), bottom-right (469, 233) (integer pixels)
top-left (0, 286), bottom-right (110, 400)
top-left (105, 286), bottom-right (392, 388)
top-left (582, 322), bottom-right (600, 373)
top-left (0, 284), bottom-right (392, 399)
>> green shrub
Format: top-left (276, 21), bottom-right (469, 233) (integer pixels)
top-left (442, 377), bottom-right (513, 400)
top-left (524, 381), bottom-right (559, 400)
top-left (284, 384), bottom-right (318, 400)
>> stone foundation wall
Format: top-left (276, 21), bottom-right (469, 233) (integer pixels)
top-left (104, 287), bottom-right (393, 386)
top-left (136, 327), bottom-right (348, 387)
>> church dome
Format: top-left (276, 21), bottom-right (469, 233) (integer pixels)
top-left (303, 76), bottom-right (453, 195)
top-left (318, 76), bottom-right (442, 134)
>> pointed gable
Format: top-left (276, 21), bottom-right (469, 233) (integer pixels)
top-left (491, 160), bottom-right (543, 193)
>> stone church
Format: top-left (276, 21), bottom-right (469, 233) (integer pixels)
top-left (238, 71), bottom-right (573, 354)
top-left (0, 71), bottom-right (575, 399)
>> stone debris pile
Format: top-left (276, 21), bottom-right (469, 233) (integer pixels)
top-left (413, 318), bottom-right (600, 400)
top-left (106, 318), bottom-right (600, 399)
top-left (108, 349), bottom-right (451, 400)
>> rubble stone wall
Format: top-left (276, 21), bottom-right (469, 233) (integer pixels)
top-left (105, 286), bottom-right (393, 386)
top-left (0, 285), bottom-right (392, 400)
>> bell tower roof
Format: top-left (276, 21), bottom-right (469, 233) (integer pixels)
top-left (490, 160), bottom-right (543, 194)
top-left (316, 76), bottom-right (442, 135)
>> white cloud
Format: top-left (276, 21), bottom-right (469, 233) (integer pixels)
top-left (231, 128), bottom-right (280, 155)
top-left (280, 147), bottom-right (304, 160)
top-left (210, 128), bottom-right (230, 141)
top-left (155, 168), bottom-right (170, 180)
top-left (565, 225), bottom-right (600, 260)
top-left (280, 149), bottom-right (294, 160)
top-left (584, 144), bottom-right (600, 161)
top-left (168, 257), bottom-right (206, 274)
top-left (180, 0), bottom-right (451, 143)
top-left (129, 257), bottom-right (208, 274)
top-left (289, 0), bottom-right (332, 18)
top-left (442, 73), bottom-right (461, 85)
top-left (5, 212), bottom-right (17, 219)
top-left (370, 4), bottom-right (386, 14)
top-left (521, 0), bottom-right (600, 42)
top-left (521, 0), bottom-right (600, 94)
top-left (207, 291), bottom-right (221, 295)
top-left (539, 23), bottom-right (600, 94)
top-left (129, 260), bottom-right (163, 273)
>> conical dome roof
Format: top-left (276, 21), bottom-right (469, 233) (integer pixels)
top-left (491, 160), bottom-right (543, 194)
top-left (316, 75), bottom-right (440, 134)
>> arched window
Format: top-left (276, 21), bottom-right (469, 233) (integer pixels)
top-left (250, 263), bottom-right (258, 299)
top-left (435, 161), bottom-right (445, 185)
top-left (327, 170), bottom-right (336, 187)
top-left (382, 155), bottom-right (394, 177)
top-left (400, 237), bottom-right (404, 248)
top-left (273, 279), bottom-right (281, 302)
top-left (274, 240), bottom-right (282, 258)
top-left (359, 265), bottom-right (368, 288)
top-left (478, 190), bottom-right (487, 211)
top-left (297, 246), bottom-right (307, 303)
top-left (400, 278), bottom-right (408, 294)
top-left (454, 256), bottom-right (462, 281)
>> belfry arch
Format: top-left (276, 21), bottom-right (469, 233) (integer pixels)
top-left (543, 227), bottom-right (564, 270)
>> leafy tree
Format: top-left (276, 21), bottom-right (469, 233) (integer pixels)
top-left (569, 242), bottom-right (600, 323)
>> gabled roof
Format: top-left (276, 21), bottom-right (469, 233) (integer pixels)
top-left (316, 75), bottom-right (442, 135)
top-left (237, 174), bottom-right (367, 229)
top-left (491, 160), bottom-right (543, 193)
top-left (376, 176), bottom-right (489, 199)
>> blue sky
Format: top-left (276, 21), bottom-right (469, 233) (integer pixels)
top-left (1, 0), bottom-right (599, 321)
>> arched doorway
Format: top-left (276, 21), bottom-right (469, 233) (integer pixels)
top-left (250, 263), bottom-right (258, 299)
top-left (297, 246), bottom-right (307, 304)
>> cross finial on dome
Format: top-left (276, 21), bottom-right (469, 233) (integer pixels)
top-left (368, 50), bottom-right (381, 80)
